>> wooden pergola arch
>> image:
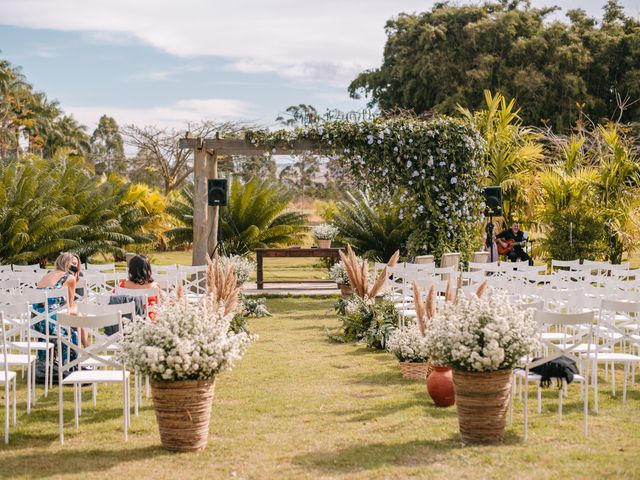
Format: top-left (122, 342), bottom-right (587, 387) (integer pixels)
top-left (178, 136), bottom-right (323, 265)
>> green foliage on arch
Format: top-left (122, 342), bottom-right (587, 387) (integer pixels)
top-left (246, 116), bottom-right (486, 261)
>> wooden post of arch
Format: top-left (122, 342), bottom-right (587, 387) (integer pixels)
top-left (179, 135), bottom-right (321, 267)
top-left (192, 139), bottom-right (209, 266)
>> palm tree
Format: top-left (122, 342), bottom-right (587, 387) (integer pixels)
top-left (458, 90), bottom-right (544, 224)
top-left (166, 178), bottom-right (308, 256)
top-left (332, 190), bottom-right (410, 261)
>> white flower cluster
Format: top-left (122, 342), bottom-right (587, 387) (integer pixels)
top-left (218, 255), bottom-right (255, 286)
top-left (387, 323), bottom-right (429, 362)
top-left (312, 223), bottom-right (339, 240)
top-left (424, 289), bottom-right (539, 372)
top-left (329, 261), bottom-right (351, 285)
top-left (117, 296), bottom-right (254, 381)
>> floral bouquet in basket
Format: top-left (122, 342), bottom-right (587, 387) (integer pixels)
top-left (387, 324), bottom-right (429, 363)
top-left (423, 289), bottom-right (538, 372)
top-left (117, 295), bottom-right (254, 381)
top-left (116, 256), bottom-right (256, 451)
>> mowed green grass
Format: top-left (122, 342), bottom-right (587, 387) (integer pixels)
top-left (1, 297), bottom-right (639, 479)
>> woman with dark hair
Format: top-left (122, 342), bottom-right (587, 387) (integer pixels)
top-left (118, 254), bottom-right (160, 319)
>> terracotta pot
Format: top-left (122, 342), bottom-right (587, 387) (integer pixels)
top-left (426, 366), bottom-right (455, 407)
top-left (151, 379), bottom-right (216, 452)
top-left (452, 369), bottom-right (512, 445)
top-left (317, 239), bottom-right (331, 249)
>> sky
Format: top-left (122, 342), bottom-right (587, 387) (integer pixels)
top-left (1, 0), bottom-right (639, 133)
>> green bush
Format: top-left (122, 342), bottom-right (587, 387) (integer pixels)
top-left (335, 296), bottom-right (400, 349)
top-left (541, 209), bottom-right (608, 261)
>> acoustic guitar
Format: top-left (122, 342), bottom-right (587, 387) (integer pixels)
top-left (497, 239), bottom-right (527, 255)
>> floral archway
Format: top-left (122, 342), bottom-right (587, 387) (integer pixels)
top-left (246, 116), bottom-right (486, 261)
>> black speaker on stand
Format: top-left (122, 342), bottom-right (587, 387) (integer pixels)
top-left (483, 186), bottom-right (502, 262)
top-left (208, 179), bottom-right (228, 206)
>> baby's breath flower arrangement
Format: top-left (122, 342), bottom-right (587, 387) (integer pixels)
top-left (387, 324), bottom-right (429, 363)
top-left (329, 260), bottom-right (351, 286)
top-left (312, 223), bottom-right (339, 240)
top-left (117, 295), bottom-right (254, 381)
top-left (424, 289), bottom-right (538, 372)
top-left (218, 255), bottom-right (256, 287)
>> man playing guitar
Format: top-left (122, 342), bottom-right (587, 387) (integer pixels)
top-left (496, 221), bottom-right (530, 262)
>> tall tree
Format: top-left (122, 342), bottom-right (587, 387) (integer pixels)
top-left (123, 120), bottom-right (245, 194)
top-left (90, 115), bottom-right (125, 174)
top-left (349, 1), bottom-right (640, 130)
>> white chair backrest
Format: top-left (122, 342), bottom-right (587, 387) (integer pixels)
top-left (534, 310), bottom-right (595, 360)
top-left (468, 261), bottom-right (497, 272)
top-left (511, 260), bottom-right (531, 270)
top-left (85, 263), bottom-right (116, 273)
top-left (0, 265), bottom-right (12, 273)
top-left (471, 251), bottom-right (490, 264)
top-left (551, 259), bottom-right (580, 270)
top-left (56, 312), bottom-right (124, 374)
top-left (12, 264), bottom-right (41, 273)
top-left (77, 301), bottom-right (136, 318)
top-left (114, 286), bottom-right (159, 300)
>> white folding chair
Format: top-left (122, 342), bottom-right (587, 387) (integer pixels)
top-left (514, 310), bottom-right (594, 440)
top-left (0, 302), bottom-right (36, 412)
top-left (0, 312), bottom-right (18, 443)
top-left (586, 299), bottom-right (640, 413)
top-left (56, 312), bottom-right (130, 444)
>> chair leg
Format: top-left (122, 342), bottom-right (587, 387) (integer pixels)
top-left (123, 380), bottom-right (129, 441)
top-left (558, 380), bottom-right (563, 420)
top-left (32, 362), bottom-right (37, 406)
top-left (74, 384), bottom-right (79, 430)
top-left (26, 361), bottom-right (31, 415)
top-left (611, 363), bottom-right (616, 397)
top-left (593, 360), bottom-right (599, 415)
top-left (12, 378), bottom-right (16, 427)
top-left (4, 381), bottom-right (9, 444)
top-left (59, 377), bottom-right (64, 445)
top-left (622, 362), bottom-right (628, 403)
top-left (44, 347), bottom-right (49, 397)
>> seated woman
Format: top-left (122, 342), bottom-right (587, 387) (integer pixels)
top-left (119, 254), bottom-right (161, 320)
top-left (35, 252), bottom-right (87, 365)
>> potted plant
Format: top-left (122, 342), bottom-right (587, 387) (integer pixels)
top-left (424, 288), bottom-right (538, 445)
top-left (117, 260), bottom-right (255, 452)
top-left (386, 324), bottom-right (432, 380)
top-left (312, 223), bottom-right (339, 248)
top-left (329, 260), bottom-right (352, 297)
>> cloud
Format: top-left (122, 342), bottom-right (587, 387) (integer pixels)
top-left (66, 97), bottom-right (252, 130)
top-left (128, 64), bottom-right (205, 81)
top-left (0, 0), bottom-right (430, 86)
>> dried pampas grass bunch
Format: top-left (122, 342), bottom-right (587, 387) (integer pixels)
top-left (206, 256), bottom-right (240, 316)
top-left (338, 245), bottom-right (399, 300)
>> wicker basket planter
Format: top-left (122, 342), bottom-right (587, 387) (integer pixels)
top-left (452, 369), bottom-right (512, 445)
top-left (338, 283), bottom-right (353, 297)
top-left (399, 361), bottom-right (433, 381)
top-left (151, 379), bottom-right (216, 452)
top-left (317, 239), bottom-right (332, 248)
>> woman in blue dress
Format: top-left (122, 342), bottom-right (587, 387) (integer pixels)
top-left (35, 252), bottom-right (86, 364)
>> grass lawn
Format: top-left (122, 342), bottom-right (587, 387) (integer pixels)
top-left (1, 297), bottom-right (639, 479)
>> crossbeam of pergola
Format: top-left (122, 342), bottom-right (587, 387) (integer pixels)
top-left (178, 136), bottom-right (325, 265)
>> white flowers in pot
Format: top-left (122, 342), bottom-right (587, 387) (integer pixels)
top-left (387, 323), bottom-right (429, 363)
top-left (424, 289), bottom-right (538, 372)
top-left (117, 295), bottom-right (254, 381)
top-left (218, 255), bottom-right (256, 287)
top-left (329, 261), bottom-right (351, 286)
top-left (311, 223), bottom-right (339, 240)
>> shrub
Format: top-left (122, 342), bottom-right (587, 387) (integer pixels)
top-left (337, 296), bottom-right (400, 349)
top-left (541, 209), bottom-right (608, 261)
